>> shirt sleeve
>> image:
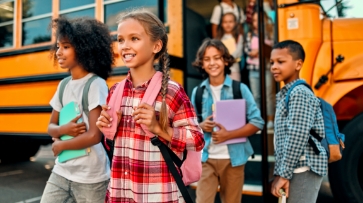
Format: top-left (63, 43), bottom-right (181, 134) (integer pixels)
top-left (278, 90), bottom-right (316, 179)
top-left (88, 78), bottom-right (109, 111)
top-left (49, 82), bottom-right (63, 112)
top-left (168, 85), bottom-right (205, 152)
top-left (232, 34), bottom-right (244, 58)
top-left (251, 36), bottom-right (259, 50)
top-left (241, 83), bottom-right (265, 129)
top-left (210, 5), bottom-right (222, 25)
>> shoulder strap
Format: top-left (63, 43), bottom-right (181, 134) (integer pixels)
top-left (219, 4), bottom-right (224, 25)
top-left (236, 5), bottom-right (241, 23)
top-left (285, 80), bottom-right (312, 112)
top-left (232, 80), bottom-right (242, 99)
top-left (58, 76), bottom-right (72, 107)
top-left (81, 75), bottom-right (99, 118)
top-left (195, 85), bottom-right (205, 123)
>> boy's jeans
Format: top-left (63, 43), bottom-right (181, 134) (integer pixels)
top-left (40, 172), bottom-right (109, 203)
top-left (249, 69), bottom-right (275, 116)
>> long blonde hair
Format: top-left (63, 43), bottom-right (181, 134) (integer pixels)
top-left (118, 10), bottom-right (170, 132)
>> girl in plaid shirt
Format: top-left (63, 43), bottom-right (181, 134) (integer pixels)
top-left (96, 10), bottom-right (204, 203)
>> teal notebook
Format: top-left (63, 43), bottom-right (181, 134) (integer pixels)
top-left (58, 101), bottom-right (88, 163)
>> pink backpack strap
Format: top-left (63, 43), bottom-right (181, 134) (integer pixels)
top-left (102, 80), bottom-right (126, 140)
top-left (140, 71), bottom-right (163, 137)
top-left (101, 72), bottom-right (163, 140)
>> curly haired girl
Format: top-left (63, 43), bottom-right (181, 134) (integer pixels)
top-left (95, 10), bottom-right (204, 203)
top-left (41, 17), bottom-right (114, 203)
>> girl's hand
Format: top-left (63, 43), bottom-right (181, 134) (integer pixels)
top-left (200, 115), bottom-right (215, 133)
top-left (60, 114), bottom-right (86, 137)
top-left (96, 105), bottom-right (122, 130)
top-left (211, 123), bottom-right (229, 144)
top-left (52, 138), bottom-right (63, 156)
top-left (132, 103), bottom-right (161, 134)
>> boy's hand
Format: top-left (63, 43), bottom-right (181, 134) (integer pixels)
top-left (211, 123), bottom-right (229, 144)
top-left (271, 176), bottom-right (290, 198)
top-left (60, 114), bottom-right (86, 137)
top-left (96, 105), bottom-right (122, 130)
top-left (132, 103), bottom-right (160, 134)
top-left (52, 138), bottom-right (63, 156)
top-left (200, 115), bottom-right (215, 133)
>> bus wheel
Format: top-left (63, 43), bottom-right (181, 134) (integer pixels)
top-left (329, 113), bottom-right (363, 203)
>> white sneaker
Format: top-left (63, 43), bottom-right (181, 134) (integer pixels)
top-left (267, 121), bottom-right (274, 129)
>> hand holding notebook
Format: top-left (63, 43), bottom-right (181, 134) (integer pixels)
top-left (213, 99), bottom-right (247, 145)
top-left (58, 101), bottom-right (89, 163)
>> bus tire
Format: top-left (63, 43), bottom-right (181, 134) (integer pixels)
top-left (329, 113), bottom-right (363, 203)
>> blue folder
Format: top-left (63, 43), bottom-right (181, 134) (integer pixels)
top-left (58, 101), bottom-right (88, 163)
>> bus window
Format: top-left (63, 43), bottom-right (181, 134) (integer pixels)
top-left (321, 0), bottom-right (363, 18)
top-left (0, 0), bottom-right (14, 48)
top-left (104, 0), bottom-right (158, 32)
top-left (22, 0), bottom-right (52, 46)
top-left (59, 0), bottom-right (95, 19)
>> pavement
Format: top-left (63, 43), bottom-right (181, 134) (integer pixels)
top-left (0, 145), bottom-right (336, 203)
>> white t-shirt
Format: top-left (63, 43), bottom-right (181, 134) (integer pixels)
top-left (208, 84), bottom-right (230, 159)
top-left (210, 2), bottom-right (245, 25)
top-left (50, 73), bottom-right (110, 184)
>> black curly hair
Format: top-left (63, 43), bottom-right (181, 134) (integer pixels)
top-left (50, 17), bottom-right (114, 80)
top-left (192, 38), bottom-right (235, 78)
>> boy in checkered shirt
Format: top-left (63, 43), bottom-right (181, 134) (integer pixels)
top-left (269, 40), bottom-right (328, 203)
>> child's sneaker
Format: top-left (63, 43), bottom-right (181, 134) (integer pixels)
top-left (267, 121), bottom-right (274, 129)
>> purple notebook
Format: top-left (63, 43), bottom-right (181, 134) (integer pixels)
top-left (214, 99), bottom-right (247, 145)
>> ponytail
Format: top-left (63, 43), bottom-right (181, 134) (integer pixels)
top-left (158, 52), bottom-right (170, 132)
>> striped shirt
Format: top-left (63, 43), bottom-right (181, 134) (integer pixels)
top-left (273, 79), bottom-right (328, 180)
top-left (105, 72), bottom-right (205, 203)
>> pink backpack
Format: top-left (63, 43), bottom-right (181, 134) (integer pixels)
top-left (101, 72), bottom-right (200, 202)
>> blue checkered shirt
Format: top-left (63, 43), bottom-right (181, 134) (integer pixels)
top-left (273, 79), bottom-right (328, 179)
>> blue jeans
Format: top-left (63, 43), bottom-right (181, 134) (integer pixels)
top-left (40, 172), bottom-right (109, 203)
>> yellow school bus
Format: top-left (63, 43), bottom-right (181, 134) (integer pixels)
top-left (0, 0), bottom-right (362, 202)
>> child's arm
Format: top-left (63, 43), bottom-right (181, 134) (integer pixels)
top-left (248, 36), bottom-right (259, 58)
top-left (212, 83), bottom-right (264, 143)
top-left (47, 110), bottom-right (86, 138)
top-left (52, 106), bottom-right (103, 156)
top-left (277, 90), bottom-right (316, 180)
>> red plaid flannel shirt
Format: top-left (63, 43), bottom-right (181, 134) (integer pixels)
top-left (105, 72), bottom-right (204, 203)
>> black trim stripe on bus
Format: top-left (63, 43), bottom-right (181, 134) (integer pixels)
top-left (0, 106), bottom-right (52, 113)
top-left (0, 45), bottom-right (52, 57)
top-left (0, 132), bottom-right (51, 140)
top-left (0, 56), bottom-right (185, 85)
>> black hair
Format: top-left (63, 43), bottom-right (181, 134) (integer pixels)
top-left (192, 38), bottom-right (235, 78)
top-left (50, 17), bottom-right (114, 80)
top-left (272, 40), bottom-right (305, 62)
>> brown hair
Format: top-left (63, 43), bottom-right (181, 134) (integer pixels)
top-left (192, 38), bottom-right (235, 78)
top-left (118, 10), bottom-right (170, 132)
top-left (216, 12), bottom-right (240, 43)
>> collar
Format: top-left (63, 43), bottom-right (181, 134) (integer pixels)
top-left (125, 71), bottom-right (153, 89)
top-left (200, 75), bottom-right (233, 89)
top-left (280, 79), bottom-right (303, 96)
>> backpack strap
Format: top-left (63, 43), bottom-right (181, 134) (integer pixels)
top-left (236, 5), bottom-right (241, 23)
top-left (284, 80), bottom-right (312, 112)
top-left (81, 75), bottom-right (99, 117)
top-left (219, 4), bottom-right (224, 25)
top-left (195, 85), bottom-right (205, 123)
top-left (232, 80), bottom-right (242, 99)
top-left (58, 76), bottom-right (72, 107)
top-left (284, 80), bottom-right (322, 155)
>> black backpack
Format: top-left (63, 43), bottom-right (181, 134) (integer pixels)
top-left (194, 80), bottom-right (242, 123)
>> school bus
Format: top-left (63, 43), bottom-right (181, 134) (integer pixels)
top-left (0, 0), bottom-right (362, 202)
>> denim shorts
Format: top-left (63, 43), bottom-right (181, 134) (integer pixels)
top-left (40, 172), bottom-right (109, 203)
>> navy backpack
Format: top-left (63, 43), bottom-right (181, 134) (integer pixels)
top-left (285, 80), bottom-right (345, 163)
